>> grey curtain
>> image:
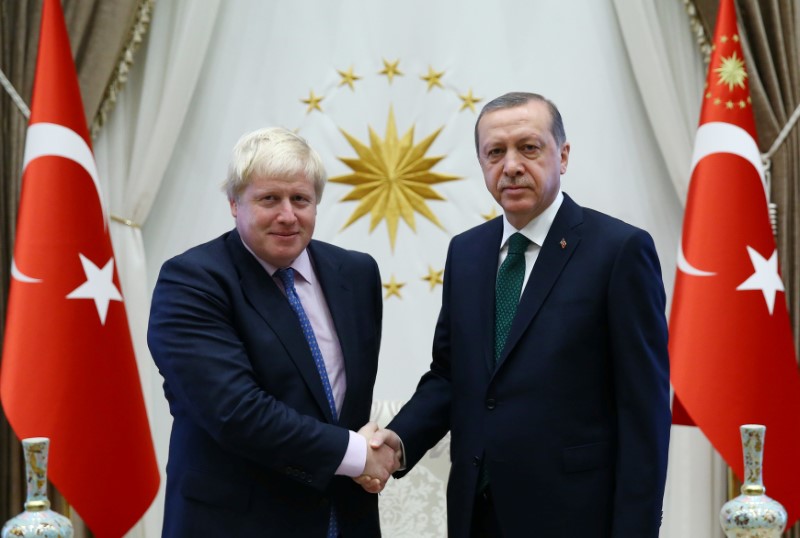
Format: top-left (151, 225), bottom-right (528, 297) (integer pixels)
top-left (0, 0), bottom-right (143, 533)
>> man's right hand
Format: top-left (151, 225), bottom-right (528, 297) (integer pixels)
top-left (354, 423), bottom-right (402, 493)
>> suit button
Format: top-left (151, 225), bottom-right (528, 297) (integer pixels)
top-left (486, 398), bottom-right (496, 410)
top-left (473, 456), bottom-right (481, 467)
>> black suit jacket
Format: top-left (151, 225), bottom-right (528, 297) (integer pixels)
top-left (389, 194), bottom-right (670, 537)
top-left (148, 230), bottom-right (383, 537)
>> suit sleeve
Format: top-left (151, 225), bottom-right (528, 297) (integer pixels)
top-left (607, 229), bottom-right (671, 536)
top-left (147, 254), bottom-right (349, 491)
top-left (388, 242), bottom-right (454, 472)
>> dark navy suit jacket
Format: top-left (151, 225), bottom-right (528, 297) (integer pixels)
top-left (148, 230), bottom-right (383, 537)
top-left (389, 194), bottom-right (671, 537)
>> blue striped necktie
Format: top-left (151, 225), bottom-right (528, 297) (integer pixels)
top-left (275, 267), bottom-right (339, 538)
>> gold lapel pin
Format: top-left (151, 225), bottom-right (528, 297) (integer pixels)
top-left (560, 238), bottom-right (567, 249)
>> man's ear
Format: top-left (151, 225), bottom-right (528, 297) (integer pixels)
top-left (560, 142), bottom-right (571, 175)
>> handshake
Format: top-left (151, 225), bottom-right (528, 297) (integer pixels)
top-left (354, 422), bottom-right (402, 494)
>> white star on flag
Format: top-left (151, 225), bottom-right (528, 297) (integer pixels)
top-left (66, 253), bottom-right (123, 325)
top-left (736, 246), bottom-right (784, 315)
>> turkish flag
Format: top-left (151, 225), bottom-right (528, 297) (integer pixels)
top-left (669, 0), bottom-right (800, 525)
top-left (0, 0), bottom-right (159, 536)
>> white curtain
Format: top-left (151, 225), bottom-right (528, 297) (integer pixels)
top-left (97, 0), bottom-right (696, 535)
top-left (612, 1), bottom-right (727, 537)
top-left (92, 1), bottom-right (221, 536)
top-left (612, 0), bottom-right (706, 204)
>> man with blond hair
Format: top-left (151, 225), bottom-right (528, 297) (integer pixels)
top-left (149, 127), bottom-right (398, 537)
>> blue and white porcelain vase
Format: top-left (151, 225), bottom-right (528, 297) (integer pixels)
top-left (719, 425), bottom-right (786, 538)
top-left (2, 437), bottom-right (73, 538)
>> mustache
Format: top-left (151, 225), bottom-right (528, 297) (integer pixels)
top-left (498, 177), bottom-right (534, 189)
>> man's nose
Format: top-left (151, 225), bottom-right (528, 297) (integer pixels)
top-left (503, 151), bottom-right (524, 177)
top-left (276, 200), bottom-right (297, 222)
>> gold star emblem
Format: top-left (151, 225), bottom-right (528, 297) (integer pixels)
top-left (720, 35), bottom-right (728, 43)
top-left (337, 66), bottom-right (362, 90)
top-left (422, 266), bottom-right (444, 291)
top-left (726, 100), bottom-right (735, 109)
top-left (379, 58), bottom-right (403, 83)
top-left (420, 66), bottom-right (445, 91)
top-left (458, 89), bottom-right (482, 112)
top-left (715, 51), bottom-right (747, 92)
top-left (738, 100), bottom-right (747, 109)
top-left (329, 107), bottom-right (461, 250)
top-left (383, 275), bottom-right (405, 299)
top-left (481, 207), bottom-right (498, 221)
top-left (301, 90), bottom-right (324, 113)
top-left (732, 34), bottom-right (740, 42)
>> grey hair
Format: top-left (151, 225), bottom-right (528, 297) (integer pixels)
top-left (474, 92), bottom-right (566, 153)
top-left (223, 127), bottom-right (327, 202)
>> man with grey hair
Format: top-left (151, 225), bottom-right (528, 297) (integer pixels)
top-left (367, 92), bottom-right (671, 537)
top-left (149, 127), bottom-right (398, 537)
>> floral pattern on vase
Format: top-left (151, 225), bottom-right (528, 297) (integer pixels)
top-left (2, 437), bottom-right (73, 538)
top-left (719, 425), bottom-right (787, 538)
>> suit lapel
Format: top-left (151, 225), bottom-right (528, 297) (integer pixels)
top-left (225, 232), bottom-right (335, 422)
top-left (307, 241), bottom-right (359, 423)
top-left (478, 219), bottom-right (504, 373)
top-left (495, 194), bottom-right (583, 370)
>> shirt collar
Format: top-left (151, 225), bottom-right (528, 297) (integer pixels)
top-left (501, 190), bottom-right (563, 249)
top-left (240, 239), bottom-right (315, 285)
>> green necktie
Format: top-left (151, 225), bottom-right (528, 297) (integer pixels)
top-left (478, 232), bottom-right (531, 494)
top-left (494, 232), bottom-right (530, 363)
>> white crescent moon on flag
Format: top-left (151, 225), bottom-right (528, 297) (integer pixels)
top-left (11, 258), bottom-right (42, 283)
top-left (677, 121), bottom-right (766, 276)
top-left (12, 122), bottom-right (107, 283)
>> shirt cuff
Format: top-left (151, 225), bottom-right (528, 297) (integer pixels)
top-left (335, 430), bottom-right (367, 477)
top-left (397, 434), bottom-right (407, 471)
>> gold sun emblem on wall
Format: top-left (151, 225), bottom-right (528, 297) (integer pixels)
top-left (715, 51), bottom-right (747, 92)
top-left (329, 107), bottom-right (461, 249)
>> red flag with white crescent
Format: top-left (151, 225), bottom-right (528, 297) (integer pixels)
top-left (0, 0), bottom-right (159, 536)
top-left (669, 0), bottom-right (800, 525)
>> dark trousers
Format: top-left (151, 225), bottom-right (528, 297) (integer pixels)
top-left (471, 487), bottom-right (503, 538)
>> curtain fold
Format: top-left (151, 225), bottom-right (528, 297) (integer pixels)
top-left (611, 0), bottom-right (706, 205)
top-left (92, 2), bottom-right (222, 535)
top-left (611, 2), bottom-right (727, 536)
top-left (0, 0), bottom-right (38, 523)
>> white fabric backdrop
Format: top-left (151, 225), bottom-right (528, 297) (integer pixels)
top-left (612, 2), bottom-right (726, 536)
top-left (93, 1), bottom-right (221, 535)
top-left (92, 0), bottom-right (720, 535)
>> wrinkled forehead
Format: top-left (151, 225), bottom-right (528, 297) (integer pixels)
top-left (477, 103), bottom-right (554, 145)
